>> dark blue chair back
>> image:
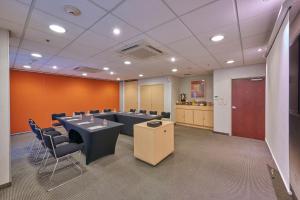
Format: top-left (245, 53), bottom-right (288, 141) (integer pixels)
top-left (52, 113), bottom-right (66, 120)
top-left (90, 110), bottom-right (99, 114)
top-left (149, 111), bottom-right (157, 115)
top-left (161, 112), bottom-right (171, 119)
top-left (139, 110), bottom-right (146, 114)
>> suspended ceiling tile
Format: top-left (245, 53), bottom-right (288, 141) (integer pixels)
top-left (113, 0), bottom-right (176, 31)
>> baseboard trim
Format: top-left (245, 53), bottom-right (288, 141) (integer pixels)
top-left (291, 185), bottom-right (299, 200)
top-left (265, 139), bottom-right (292, 195)
top-left (213, 131), bottom-right (229, 136)
top-left (175, 122), bottom-right (213, 130)
top-left (0, 182), bottom-right (11, 189)
top-left (11, 131), bottom-right (31, 136)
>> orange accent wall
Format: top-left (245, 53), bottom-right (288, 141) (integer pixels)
top-left (10, 70), bottom-right (120, 134)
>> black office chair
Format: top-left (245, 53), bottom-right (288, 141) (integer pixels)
top-left (103, 108), bottom-right (111, 112)
top-left (29, 119), bottom-right (55, 133)
top-left (89, 110), bottom-right (99, 114)
top-left (139, 110), bottom-right (146, 114)
top-left (149, 111), bottom-right (157, 115)
top-left (129, 109), bottom-right (136, 113)
top-left (28, 120), bottom-right (68, 163)
top-left (74, 111), bottom-right (85, 116)
top-left (161, 112), bottom-right (171, 119)
top-left (51, 113), bottom-right (66, 127)
top-left (28, 119), bottom-right (58, 155)
top-left (40, 133), bottom-right (84, 191)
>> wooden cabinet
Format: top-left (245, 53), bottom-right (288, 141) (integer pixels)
top-left (184, 110), bottom-right (194, 124)
top-left (176, 105), bottom-right (213, 130)
top-left (193, 110), bottom-right (204, 126)
top-left (134, 121), bottom-right (174, 166)
top-left (124, 81), bottom-right (138, 112)
top-left (176, 109), bottom-right (185, 123)
top-left (140, 84), bottom-right (164, 114)
top-left (203, 110), bottom-right (213, 127)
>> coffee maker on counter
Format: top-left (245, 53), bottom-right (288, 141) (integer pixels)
top-left (179, 93), bottom-right (187, 104)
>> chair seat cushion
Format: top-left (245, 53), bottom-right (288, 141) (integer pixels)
top-left (52, 122), bottom-right (62, 127)
top-left (42, 127), bottom-right (56, 132)
top-left (54, 143), bottom-right (84, 158)
top-left (53, 136), bottom-right (69, 145)
top-left (45, 131), bottom-right (62, 137)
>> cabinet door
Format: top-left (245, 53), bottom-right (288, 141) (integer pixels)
top-left (203, 110), bottom-right (213, 127)
top-left (184, 110), bottom-right (194, 124)
top-left (140, 85), bottom-right (152, 112)
top-left (176, 109), bottom-right (185, 123)
top-left (150, 84), bottom-right (164, 114)
top-left (124, 81), bottom-right (138, 112)
top-left (193, 110), bottom-right (204, 126)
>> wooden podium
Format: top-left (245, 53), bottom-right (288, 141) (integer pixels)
top-left (134, 121), bottom-right (174, 166)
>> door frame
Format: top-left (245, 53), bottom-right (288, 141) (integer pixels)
top-left (231, 76), bottom-right (266, 138)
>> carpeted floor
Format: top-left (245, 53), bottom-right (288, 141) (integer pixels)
top-left (0, 125), bottom-right (292, 200)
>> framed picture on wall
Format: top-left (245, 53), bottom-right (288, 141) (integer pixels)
top-left (191, 80), bottom-right (205, 98)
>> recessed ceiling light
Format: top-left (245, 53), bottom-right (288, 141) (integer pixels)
top-left (257, 48), bottom-right (263, 52)
top-left (172, 68), bottom-right (178, 72)
top-left (124, 61), bottom-right (131, 65)
top-left (103, 67), bottom-right (109, 71)
top-left (31, 53), bottom-right (42, 58)
top-left (49, 24), bottom-right (66, 33)
top-left (52, 66), bottom-right (57, 69)
top-left (226, 60), bottom-right (235, 64)
top-left (171, 57), bottom-right (176, 62)
top-left (113, 28), bottom-right (121, 35)
top-left (210, 34), bottom-right (224, 42)
top-left (116, 77), bottom-right (120, 81)
top-left (139, 74), bottom-right (144, 77)
top-left (110, 71), bottom-right (114, 75)
top-left (82, 73), bottom-right (87, 76)
top-left (23, 65), bottom-right (31, 69)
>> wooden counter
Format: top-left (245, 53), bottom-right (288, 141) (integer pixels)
top-left (176, 105), bottom-right (213, 130)
top-left (134, 121), bottom-right (174, 166)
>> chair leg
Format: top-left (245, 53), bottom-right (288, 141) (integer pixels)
top-left (50, 159), bottom-right (59, 182)
top-left (28, 138), bottom-right (37, 154)
top-left (34, 143), bottom-right (42, 161)
top-left (37, 149), bottom-right (48, 170)
top-left (47, 154), bottom-right (83, 192)
top-left (67, 153), bottom-right (83, 175)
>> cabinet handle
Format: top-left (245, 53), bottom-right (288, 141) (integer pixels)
top-left (164, 130), bottom-right (167, 133)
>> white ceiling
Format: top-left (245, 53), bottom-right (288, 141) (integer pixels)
top-left (0, 0), bottom-right (289, 80)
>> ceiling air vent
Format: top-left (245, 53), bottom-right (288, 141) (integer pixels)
top-left (73, 66), bottom-right (102, 73)
top-left (119, 41), bottom-right (164, 60)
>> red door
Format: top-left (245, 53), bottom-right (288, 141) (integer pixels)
top-left (232, 78), bottom-right (265, 140)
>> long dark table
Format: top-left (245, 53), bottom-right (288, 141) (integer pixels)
top-left (94, 112), bottom-right (161, 136)
top-left (58, 115), bottom-right (123, 165)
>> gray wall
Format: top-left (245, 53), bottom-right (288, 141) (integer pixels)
top-left (178, 74), bottom-right (213, 102)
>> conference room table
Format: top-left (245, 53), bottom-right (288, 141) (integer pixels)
top-left (58, 115), bottom-right (124, 165)
top-left (94, 112), bottom-right (161, 136)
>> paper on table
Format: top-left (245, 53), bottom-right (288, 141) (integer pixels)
top-left (77, 121), bottom-right (92, 125)
top-left (88, 125), bottom-right (105, 130)
top-left (67, 119), bottom-right (80, 122)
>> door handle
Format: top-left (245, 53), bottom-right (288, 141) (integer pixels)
top-left (232, 106), bottom-right (237, 109)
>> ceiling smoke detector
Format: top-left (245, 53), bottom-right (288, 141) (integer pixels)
top-left (64, 5), bottom-right (81, 16)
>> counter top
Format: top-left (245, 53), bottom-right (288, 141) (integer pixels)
top-left (176, 105), bottom-right (213, 111)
